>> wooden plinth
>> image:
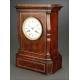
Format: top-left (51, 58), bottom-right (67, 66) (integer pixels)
top-left (16, 50), bottom-right (62, 74)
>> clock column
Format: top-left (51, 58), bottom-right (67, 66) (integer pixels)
top-left (46, 6), bottom-right (62, 73)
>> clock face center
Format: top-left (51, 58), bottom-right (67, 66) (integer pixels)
top-left (22, 17), bottom-right (42, 40)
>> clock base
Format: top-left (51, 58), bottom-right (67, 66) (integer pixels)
top-left (16, 50), bottom-right (62, 74)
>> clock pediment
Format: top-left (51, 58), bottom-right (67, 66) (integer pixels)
top-left (16, 4), bottom-right (63, 13)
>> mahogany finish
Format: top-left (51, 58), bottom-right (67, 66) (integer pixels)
top-left (16, 4), bottom-right (63, 74)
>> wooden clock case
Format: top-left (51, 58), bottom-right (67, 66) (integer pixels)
top-left (16, 4), bottom-right (63, 74)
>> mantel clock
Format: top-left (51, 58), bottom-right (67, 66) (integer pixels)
top-left (16, 4), bottom-right (63, 74)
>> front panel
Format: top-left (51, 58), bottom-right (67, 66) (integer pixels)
top-left (19, 12), bottom-right (46, 54)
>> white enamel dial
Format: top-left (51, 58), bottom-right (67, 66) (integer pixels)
top-left (22, 17), bottom-right (42, 40)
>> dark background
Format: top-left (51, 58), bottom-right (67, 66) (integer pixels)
top-left (10, 0), bottom-right (69, 80)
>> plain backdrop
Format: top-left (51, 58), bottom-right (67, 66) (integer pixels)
top-left (10, 0), bottom-right (69, 80)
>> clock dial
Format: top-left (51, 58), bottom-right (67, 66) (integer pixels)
top-left (22, 17), bottom-right (42, 40)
